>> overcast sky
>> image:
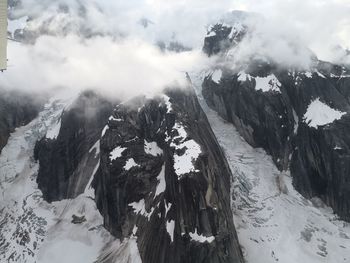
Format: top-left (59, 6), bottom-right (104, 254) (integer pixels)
top-left (232, 0), bottom-right (350, 61)
top-left (2, 0), bottom-right (350, 97)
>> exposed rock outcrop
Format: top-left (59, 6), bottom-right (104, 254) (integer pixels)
top-left (0, 89), bottom-right (42, 154)
top-left (33, 87), bottom-right (244, 262)
top-left (202, 21), bottom-right (350, 221)
top-left (93, 88), bottom-right (243, 263)
top-left (34, 91), bottom-right (114, 202)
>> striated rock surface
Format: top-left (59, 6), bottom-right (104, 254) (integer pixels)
top-left (202, 21), bottom-right (350, 221)
top-left (34, 91), bottom-right (114, 202)
top-left (33, 87), bottom-right (244, 262)
top-left (93, 88), bottom-right (243, 263)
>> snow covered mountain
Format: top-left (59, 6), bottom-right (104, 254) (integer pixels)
top-left (198, 19), bottom-right (350, 262)
top-left (1, 6), bottom-right (350, 263)
top-left (202, 21), bottom-right (350, 221)
top-left (0, 87), bottom-right (244, 263)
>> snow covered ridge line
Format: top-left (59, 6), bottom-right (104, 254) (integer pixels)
top-left (238, 72), bottom-right (281, 93)
top-left (44, 94), bottom-right (78, 140)
top-left (303, 98), bottom-right (346, 128)
top-left (206, 21), bottom-right (245, 39)
top-left (211, 70), bottom-right (282, 93)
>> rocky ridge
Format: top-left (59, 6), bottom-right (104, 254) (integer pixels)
top-left (202, 20), bottom-right (350, 221)
top-left (0, 89), bottom-right (43, 154)
top-left (33, 88), bottom-right (244, 263)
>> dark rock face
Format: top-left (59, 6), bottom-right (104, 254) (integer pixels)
top-left (93, 88), bottom-right (244, 263)
top-left (291, 115), bottom-right (350, 220)
top-left (203, 23), bottom-right (246, 56)
top-left (202, 23), bottom-right (350, 220)
top-left (203, 68), bottom-right (295, 171)
top-left (0, 89), bottom-right (42, 154)
top-left (34, 91), bottom-right (114, 202)
top-left (34, 86), bottom-right (244, 262)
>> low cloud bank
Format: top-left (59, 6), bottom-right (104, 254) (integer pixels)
top-left (1, 35), bottom-right (207, 99)
top-left (1, 0), bottom-right (350, 99)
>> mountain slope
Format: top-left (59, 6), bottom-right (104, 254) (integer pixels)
top-left (0, 89), bottom-right (43, 154)
top-left (1, 87), bottom-right (245, 263)
top-left (0, 92), bottom-right (113, 263)
top-left (191, 70), bottom-right (350, 263)
top-left (94, 88), bottom-right (243, 263)
top-left (202, 21), bottom-right (350, 221)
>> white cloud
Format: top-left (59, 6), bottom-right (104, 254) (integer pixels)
top-left (231, 0), bottom-right (350, 63)
top-left (3, 0), bottom-right (350, 99)
top-left (2, 35), bottom-right (207, 99)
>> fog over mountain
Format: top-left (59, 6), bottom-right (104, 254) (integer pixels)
top-left (2, 0), bottom-right (350, 98)
top-left (1, 1), bottom-right (350, 263)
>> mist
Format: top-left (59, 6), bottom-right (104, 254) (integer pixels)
top-left (2, 35), bottom-right (208, 99)
top-left (2, 0), bottom-right (350, 99)
top-left (233, 0), bottom-right (350, 64)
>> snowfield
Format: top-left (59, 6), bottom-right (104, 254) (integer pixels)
top-left (191, 71), bottom-right (350, 263)
top-left (238, 71), bottom-right (281, 93)
top-left (1, 73), bottom-right (350, 263)
top-left (0, 92), bottom-right (138, 263)
top-left (303, 98), bottom-right (346, 128)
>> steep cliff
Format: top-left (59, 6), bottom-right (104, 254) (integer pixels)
top-left (93, 88), bottom-right (243, 263)
top-left (34, 91), bottom-right (114, 202)
top-left (202, 22), bottom-right (350, 221)
top-left (0, 89), bottom-right (42, 154)
top-left (33, 88), bottom-right (244, 263)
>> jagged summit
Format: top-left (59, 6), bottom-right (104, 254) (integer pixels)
top-left (202, 10), bottom-right (350, 74)
top-left (1, 4), bottom-right (350, 263)
top-left (202, 20), bottom-right (350, 222)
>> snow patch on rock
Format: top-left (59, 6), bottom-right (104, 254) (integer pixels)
top-left (316, 71), bottom-right (326, 78)
top-left (129, 199), bottom-right (154, 221)
top-left (144, 140), bottom-right (163, 156)
top-left (164, 201), bottom-right (172, 217)
top-left (171, 123), bottom-right (201, 179)
top-left (101, 125), bottom-right (109, 136)
top-left (189, 229), bottom-right (215, 243)
top-left (238, 71), bottom-right (252, 82)
top-left (255, 74), bottom-right (281, 93)
top-left (166, 220), bottom-right (175, 242)
top-left (163, 95), bottom-right (173, 113)
top-left (124, 158), bottom-right (139, 170)
top-left (211, 69), bottom-right (222, 83)
top-left (109, 116), bottom-right (122, 122)
top-left (238, 72), bottom-right (281, 93)
top-left (207, 31), bottom-right (216, 37)
top-left (89, 140), bottom-right (100, 158)
top-left (154, 165), bottom-right (166, 197)
top-left (110, 146), bottom-right (126, 161)
top-left (304, 72), bottom-right (313, 78)
top-left (303, 98), bottom-right (346, 128)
